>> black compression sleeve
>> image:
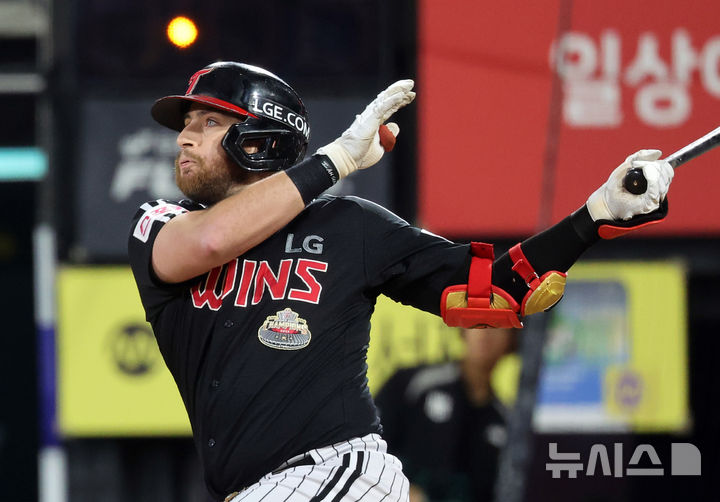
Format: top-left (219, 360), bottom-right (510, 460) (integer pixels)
top-left (492, 205), bottom-right (600, 303)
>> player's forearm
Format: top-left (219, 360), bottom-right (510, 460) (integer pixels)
top-left (439, 208), bottom-right (599, 329)
top-left (192, 154), bottom-right (343, 257)
top-left (152, 169), bottom-right (305, 283)
top-left (200, 170), bottom-right (306, 254)
top-left (492, 206), bottom-right (598, 304)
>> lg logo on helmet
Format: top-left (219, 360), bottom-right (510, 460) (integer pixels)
top-left (250, 96), bottom-right (310, 139)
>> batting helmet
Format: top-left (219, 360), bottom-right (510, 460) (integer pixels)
top-left (151, 61), bottom-right (310, 172)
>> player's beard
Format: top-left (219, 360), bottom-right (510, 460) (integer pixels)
top-left (175, 151), bottom-right (252, 205)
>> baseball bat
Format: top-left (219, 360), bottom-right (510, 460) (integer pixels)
top-left (623, 124), bottom-right (720, 194)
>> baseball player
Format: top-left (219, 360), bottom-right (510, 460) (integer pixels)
top-left (128, 61), bottom-right (673, 501)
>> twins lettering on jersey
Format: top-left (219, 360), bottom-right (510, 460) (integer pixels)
top-left (191, 256), bottom-right (328, 310)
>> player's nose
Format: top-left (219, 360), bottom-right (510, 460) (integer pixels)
top-left (177, 122), bottom-right (201, 148)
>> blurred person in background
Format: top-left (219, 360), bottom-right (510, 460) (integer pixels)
top-left (376, 328), bottom-right (517, 502)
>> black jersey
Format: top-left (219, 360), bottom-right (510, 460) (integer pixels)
top-left (375, 363), bottom-right (508, 502)
top-left (128, 194), bottom-right (471, 499)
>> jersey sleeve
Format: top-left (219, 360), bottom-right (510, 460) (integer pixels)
top-left (353, 197), bottom-right (471, 315)
top-left (127, 199), bottom-right (198, 321)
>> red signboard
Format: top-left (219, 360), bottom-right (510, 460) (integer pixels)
top-left (418, 0), bottom-right (720, 237)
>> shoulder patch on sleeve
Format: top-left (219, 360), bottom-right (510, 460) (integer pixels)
top-left (132, 200), bottom-right (188, 243)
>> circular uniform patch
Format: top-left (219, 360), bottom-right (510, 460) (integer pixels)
top-left (258, 308), bottom-right (312, 350)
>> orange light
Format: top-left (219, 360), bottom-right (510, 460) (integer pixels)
top-left (167, 16), bottom-right (198, 48)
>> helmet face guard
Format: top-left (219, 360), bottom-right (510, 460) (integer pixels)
top-left (222, 122), bottom-right (307, 172)
top-left (151, 62), bottom-right (310, 172)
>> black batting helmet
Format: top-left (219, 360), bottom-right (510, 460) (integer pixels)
top-left (151, 61), bottom-right (310, 172)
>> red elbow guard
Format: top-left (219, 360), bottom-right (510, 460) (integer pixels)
top-left (440, 242), bottom-right (523, 329)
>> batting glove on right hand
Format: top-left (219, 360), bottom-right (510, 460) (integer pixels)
top-left (316, 79), bottom-right (415, 179)
top-left (586, 149), bottom-right (674, 221)
top-left (584, 149), bottom-right (674, 239)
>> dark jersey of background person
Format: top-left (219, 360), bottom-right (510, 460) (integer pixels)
top-left (128, 194), bottom-right (472, 500)
top-left (375, 363), bottom-right (507, 502)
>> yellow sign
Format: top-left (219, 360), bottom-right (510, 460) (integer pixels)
top-left (569, 261), bottom-right (689, 432)
top-left (58, 266), bottom-right (190, 436)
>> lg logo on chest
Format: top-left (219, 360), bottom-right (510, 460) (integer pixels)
top-left (190, 234), bottom-right (327, 310)
top-left (285, 233), bottom-right (323, 254)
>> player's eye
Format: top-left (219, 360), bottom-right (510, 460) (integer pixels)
top-left (205, 117), bottom-right (219, 127)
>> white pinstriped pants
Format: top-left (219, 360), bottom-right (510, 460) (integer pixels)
top-left (225, 434), bottom-right (409, 502)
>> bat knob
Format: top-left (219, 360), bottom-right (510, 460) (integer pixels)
top-left (623, 167), bottom-right (647, 195)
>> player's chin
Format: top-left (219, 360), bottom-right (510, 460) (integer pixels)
top-left (175, 169), bottom-right (193, 192)
top-left (179, 178), bottom-right (231, 206)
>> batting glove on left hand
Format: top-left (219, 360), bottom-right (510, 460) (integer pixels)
top-left (586, 149), bottom-right (674, 222)
top-left (316, 79), bottom-right (415, 179)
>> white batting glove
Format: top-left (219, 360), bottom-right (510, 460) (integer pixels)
top-left (316, 80), bottom-right (416, 179)
top-left (586, 149), bottom-right (674, 221)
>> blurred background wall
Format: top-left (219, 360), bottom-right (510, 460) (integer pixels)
top-left (1, 0), bottom-right (718, 500)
